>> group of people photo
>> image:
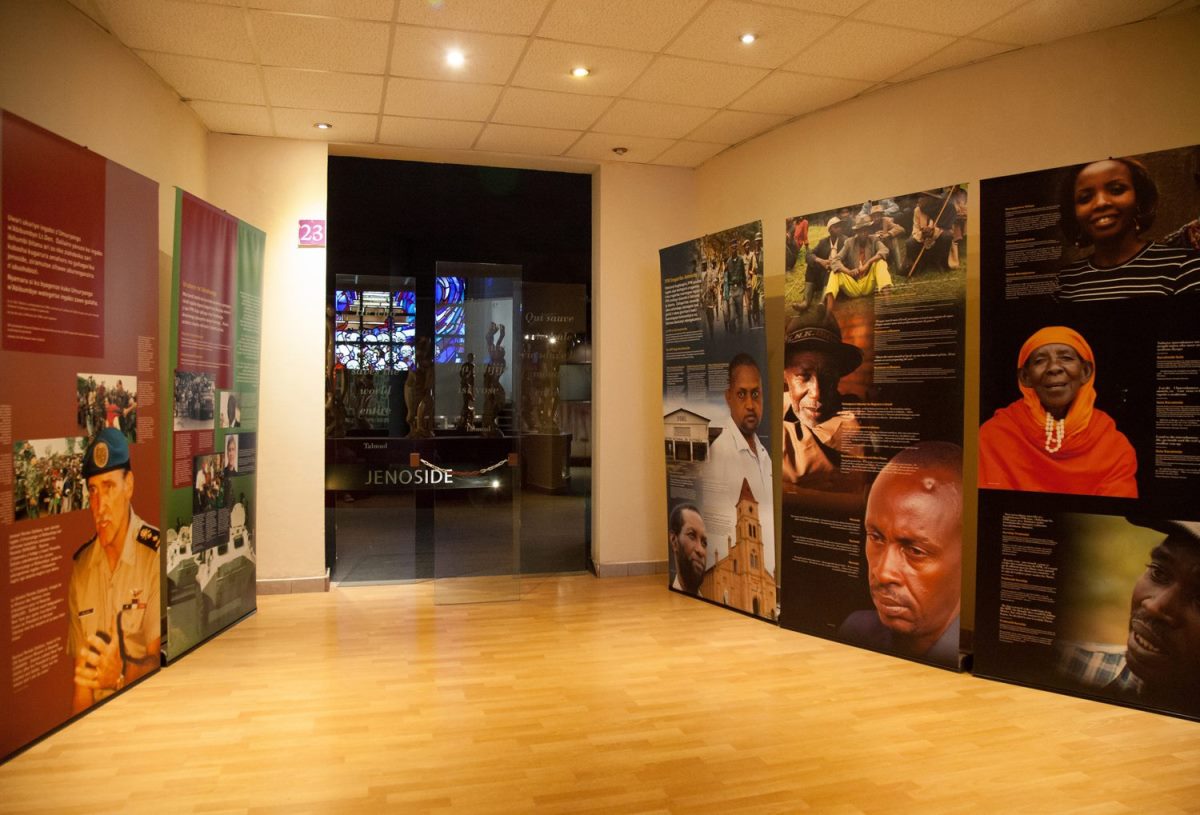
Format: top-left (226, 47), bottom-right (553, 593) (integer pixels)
top-left (76, 373), bottom-right (137, 444)
top-left (787, 186), bottom-right (967, 314)
top-left (695, 229), bottom-right (764, 338)
top-left (12, 437), bottom-right (87, 521)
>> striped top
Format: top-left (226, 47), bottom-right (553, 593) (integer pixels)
top-left (1056, 242), bottom-right (1200, 302)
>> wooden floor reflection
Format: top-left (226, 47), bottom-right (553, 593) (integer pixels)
top-left (2, 574), bottom-right (1198, 814)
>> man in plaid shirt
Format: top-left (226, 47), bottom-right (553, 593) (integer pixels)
top-left (1055, 519), bottom-right (1200, 715)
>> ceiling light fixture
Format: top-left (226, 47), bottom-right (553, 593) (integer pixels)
top-left (571, 66), bottom-right (590, 78)
top-left (740, 33), bottom-right (756, 44)
top-left (446, 48), bottom-right (466, 68)
top-left (313, 122), bottom-right (333, 130)
top-left (612, 147), bottom-right (628, 155)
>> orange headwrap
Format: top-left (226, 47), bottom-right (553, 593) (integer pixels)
top-left (1016, 326), bottom-right (1096, 437)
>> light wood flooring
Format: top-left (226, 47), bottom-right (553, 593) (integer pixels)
top-left (2, 574), bottom-right (1198, 814)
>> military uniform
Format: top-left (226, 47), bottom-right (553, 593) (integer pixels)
top-left (67, 427), bottom-right (160, 705)
top-left (68, 510), bottom-right (160, 703)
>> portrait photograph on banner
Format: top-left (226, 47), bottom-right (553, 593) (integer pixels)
top-left (660, 222), bottom-right (776, 621)
top-left (780, 189), bottom-right (968, 670)
top-left (975, 143), bottom-right (1200, 720)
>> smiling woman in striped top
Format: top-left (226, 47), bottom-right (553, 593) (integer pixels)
top-left (1056, 157), bottom-right (1200, 301)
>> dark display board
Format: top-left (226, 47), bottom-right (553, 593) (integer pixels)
top-left (1, 111), bottom-right (161, 758)
top-left (975, 144), bottom-right (1200, 719)
top-left (163, 191), bottom-right (263, 661)
top-left (779, 189), bottom-right (968, 670)
top-left (660, 222), bottom-right (776, 621)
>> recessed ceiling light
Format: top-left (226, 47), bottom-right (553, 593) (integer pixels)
top-left (740, 33), bottom-right (756, 45)
top-left (571, 66), bottom-right (590, 78)
top-left (612, 147), bottom-right (628, 155)
top-left (446, 48), bottom-right (466, 68)
top-left (313, 122), bottom-right (333, 130)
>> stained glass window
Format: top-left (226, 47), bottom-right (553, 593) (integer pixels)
top-left (434, 276), bottom-right (465, 364)
top-left (333, 286), bottom-right (416, 371)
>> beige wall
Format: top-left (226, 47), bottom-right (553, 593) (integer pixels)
top-left (0, 0), bottom-right (208, 255)
top-left (206, 135), bottom-right (329, 581)
top-left (592, 162), bottom-right (697, 571)
top-left (5, 0), bottom-right (1199, 590)
top-left (692, 9), bottom-right (1200, 621)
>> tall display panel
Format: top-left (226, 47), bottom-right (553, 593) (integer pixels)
top-left (1, 112), bottom-right (161, 758)
top-left (975, 144), bottom-right (1200, 720)
top-left (660, 222), bottom-right (776, 621)
top-left (779, 190), bottom-right (968, 670)
top-left (162, 191), bottom-right (263, 661)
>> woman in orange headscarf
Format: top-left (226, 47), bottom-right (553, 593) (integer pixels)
top-left (978, 326), bottom-right (1137, 497)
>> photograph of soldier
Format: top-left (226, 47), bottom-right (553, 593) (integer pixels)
top-left (174, 370), bottom-right (216, 431)
top-left (68, 427), bottom-right (159, 713)
top-left (76, 373), bottom-right (137, 444)
top-left (13, 437), bottom-right (88, 521)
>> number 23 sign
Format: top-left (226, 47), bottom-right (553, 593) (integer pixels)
top-left (298, 219), bottom-right (326, 247)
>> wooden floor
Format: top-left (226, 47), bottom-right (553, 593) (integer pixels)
top-left (2, 574), bottom-right (1198, 814)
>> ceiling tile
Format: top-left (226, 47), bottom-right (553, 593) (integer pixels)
top-left (686, 109), bottom-right (789, 145)
top-left (273, 108), bottom-right (379, 141)
top-left (475, 124), bottom-right (581, 156)
top-left (731, 71), bottom-right (871, 115)
top-left (492, 87), bottom-right (611, 130)
top-left (854, 0), bottom-right (1027, 37)
top-left (752, 0), bottom-right (868, 14)
top-left (592, 99), bottom-right (716, 140)
top-left (94, 0), bottom-right (255, 62)
top-left (887, 37), bottom-right (1015, 83)
top-left (784, 20), bottom-right (954, 81)
top-left (537, 0), bottom-right (707, 52)
top-left (625, 57), bottom-right (768, 108)
top-left (378, 117), bottom-right (484, 150)
top-left (250, 11), bottom-right (391, 74)
top-left (511, 39), bottom-right (653, 97)
top-left (974, 0), bottom-right (1180, 45)
top-left (396, 0), bottom-right (552, 35)
top-left (390, 26), bottom-right (527, 84)
top-left (667, 0), bottom-right (839, 69)
top-left (137, 51), bottom-right (264, 105)
top-left (264, 68), bottom-right (384, 113)
top-left (652, 140), bottom-right (727, 168)
top-left (566, 132), bottom-right (675, 164)
top-left (383, 78), bottom-right (501, 121)
top-left (188, 100), bottom-right (274, 137)
top-left (244, 0), bottom-right (394, 21)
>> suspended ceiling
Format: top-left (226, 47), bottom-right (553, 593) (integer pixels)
top-left (65, 0), bottom-right (1196, 167)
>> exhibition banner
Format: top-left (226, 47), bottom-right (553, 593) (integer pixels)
top-left (779, 190), bottom-right (968, 670)
top-left (1, 111), bottom-right (161, 758)
top-left (660, 221), bottom-right (776, 621)
top-left (974, 144), bottom-right (1200, 719)
top-left (163, 190), bottom-right (263, 661)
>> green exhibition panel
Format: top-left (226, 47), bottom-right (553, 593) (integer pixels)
top-left (162, 190), bottom-right (264, 661)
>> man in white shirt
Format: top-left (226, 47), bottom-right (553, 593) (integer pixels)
top-left (704, 353), bottom-right (774, 581)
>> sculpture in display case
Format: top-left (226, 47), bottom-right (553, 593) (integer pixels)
top-left (481, 322), bottom-right (507, 436)
top-left (455, 352), bottom-right (476, 431)
top-left (404, 336), bottom-right (435, 438)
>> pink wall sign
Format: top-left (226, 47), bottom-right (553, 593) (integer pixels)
top-left (298, 219), bottom-right (326, 247)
